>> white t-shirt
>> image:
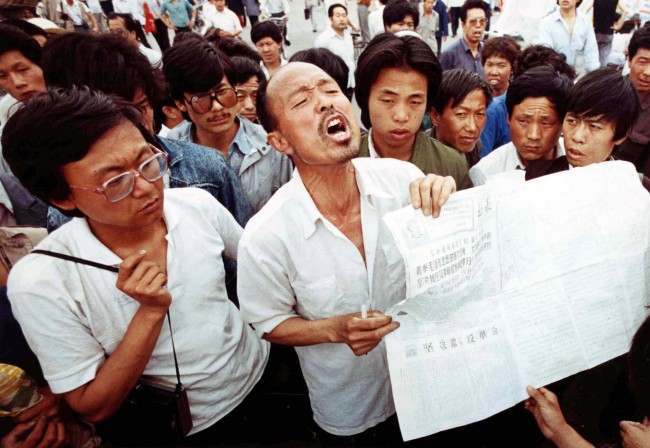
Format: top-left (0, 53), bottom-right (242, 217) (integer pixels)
top-left (201, 3), bottom-right (242, 33)
top-left (368, 5), bottom-right (384, 38)
top-left (57, 0), bottom-right (91, 26)
top-left (8, 187), bottom-right (269, 435)
top-left (469, 138), bottom-right (566, 186)
top-left (112, 0), bottom-right (145, 23)
top-left (139, 43), bottom-right (162, 68)
top-left (238, 157), bottom-right (424, 436)
top-left (314, 26), bottom-right (356, 88)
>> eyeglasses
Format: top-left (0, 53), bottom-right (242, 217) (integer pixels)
top-left (184, 87), bottom-right (238, 114)
top-left (468, 18), bottom-right (487, 26)
top-left (236, 88), bottom-right (258, 103)
top-left (69, 146), bottom-right (169, 203)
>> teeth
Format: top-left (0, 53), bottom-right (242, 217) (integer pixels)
top-left (328, 118), bottom-right (342, 128)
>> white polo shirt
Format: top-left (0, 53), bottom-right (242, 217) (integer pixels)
top-left (314, 26), bottom-right (356, 89)
top-left (8, 187), bottom-right (269, 435)
top-left (469, 138), bottom-right (566, 186)
top-left (238, 157), bottom-right (424, 436)
top-left (201, 3), bottom-right (242, 34)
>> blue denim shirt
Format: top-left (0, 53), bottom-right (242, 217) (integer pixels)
top-left (480, 94), bottom-right (511, 157)
top-left (168, 117), bottom-right (293, 212)
top-left (47, 136), bottom-right (253, 231)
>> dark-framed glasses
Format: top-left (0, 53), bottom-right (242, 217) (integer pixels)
top-left (69, 145), bottom-right (169, 203)
top-left (185, 87), bottom-right (238, 114)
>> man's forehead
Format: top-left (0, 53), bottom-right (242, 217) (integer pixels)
top-left (466, 8), bottom-right (486, 18)
top-left (269, 63), bottom-right (333, 97)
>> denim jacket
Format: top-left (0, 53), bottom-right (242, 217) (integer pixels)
top-left (47, 136), bottom-right (253, 231)
top-left (168, 118), bottom-right (293, 212)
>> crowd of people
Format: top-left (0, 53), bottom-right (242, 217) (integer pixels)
top-left (1, 0), bottom-right (650, 446)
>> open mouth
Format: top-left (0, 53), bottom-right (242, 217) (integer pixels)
top-left (323, 114), bottom-right (351, 143)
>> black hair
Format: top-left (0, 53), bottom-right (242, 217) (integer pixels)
top-left (514, 45), bottom-right (577, 80)
top-left (432, 68), bottom-right (492, 113)
top-left (629, 316), bottom-right (650, 418)
top-left (229, 55), bottom-right (265, 85)
top-left (505, 65), bottom-right (572, 119)
top-left (383, 0), bottom-right (418, 30)
top-left (107, 12), bottom-right (151, 48)
top-left (42, 32), bottom-right (160, 106)
top-left (250, 20), bottom-right (282, 44)
top-left (212, 36), bottom-right (261, 62)
top-left (290, 48), bottom-right (351, 99)
top-left (481, 36), bottom-right (520, 71)
top-left (163, 37), bottom-right (233, 100)
top-left (629, 25), bottom-right (650, 60)
top-left (0, 23), bottom-right (41, 64)
top-left (460, 0), bottom-right (490, 23)
top-left (0, 19), bottom-right (47, 39)
top-left (556, 0), bottom-right (583, 7)
top-left (328, 3), bottom-right (347, 18)
top-left (256, 76), bottom-right (274, 132)
top-left (1, 87), bottom-right (155, 215)
top-left (566, 67), bottom-right (640, 141)
top-left (355, 33), bottom-right (441, 129)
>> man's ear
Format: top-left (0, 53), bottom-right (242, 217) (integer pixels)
top-left (429, 109), bottom-right (441, 127)
top-left (614, 134), bottom-right (628, 147)
top-left (163, 105), bottom-right (182, 120)
top-left (267, 131), bottom-right (294, 156)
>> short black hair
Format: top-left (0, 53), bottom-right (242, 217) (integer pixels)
top-left (250, 20), bottom-right (282, 44)
top-left (383, 0), bottom-right (418, 29)
top-left (355, 33), bottom-right (442, 129)
top-left (460, 0), bottom-right (490, 23)
top-left (432, 68), bottom-right (492, 113)
top-left (629, 25), bottom-right (650, 60)
top-left (629, 316), bottom-right (650, 418)
top-left (256, 77), bottom-right (274, 132)
top-left (1, 19), bottom-right (47, 39)
top-left (107, 12), bottom-right (150, 46)
top-left (163, 37), bottom-right (233, 100)
top-left (481, 36), bottom-right (521, 71)
top-left (328, 3), bottom-right (347, 18)
top-left (0, 23), bottom-right (41, 64)
top-left (514, 45), bottom-right (577, 80)
top-left (565, 67), bottom-right (640, 141)
top-left (290, 48), bottom-right (350, 99)
top-left (556, 0), bottom-right (582, 7)
top-left (212, 36), bottom-right (261, 62)
top-left (506, 65), bottom-right (572, 119)
top-left (229, 55), bottom-right (265, 85)
top-left (1, 87), bottom-right (154, 215)
top-left (42, 32), bottom-right (160, 105)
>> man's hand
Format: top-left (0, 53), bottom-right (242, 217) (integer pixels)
top-left (410, 174), bottom-right (456, 218)
top-left (620, 419), bottom-right (650, 448)
top-left (15, 388), bottom-right (60, 423)
top-left (116, 250), bottom-right (171, 313)
top-left (330, 310), bottom-right (399, 356)
top-left (1, 417), bottom-right (66, 448)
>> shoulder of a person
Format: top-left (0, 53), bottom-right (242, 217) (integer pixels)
top-left (473, 141), bottom-right (513, 168)
top-left (419, 133), bottom-right (466, 164)
top-left (353, 157), bottom-right (423, 185)
top-left (161, 137), bottom-right (230, 175)
top-left (240, 180), bottom-right (298, 242)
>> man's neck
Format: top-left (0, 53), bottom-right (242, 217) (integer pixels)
top-left (334, 27), bottom-right (344, 36)
top-left (299, 161), bottom-right (360, 218)
top-left (560, 7), bottom-right (576, 20)
top-left (492, 83), bottom-right (507, 97)
top-left (372, 130), bottom-right (415, 161)
top-left (463, 36), bottom-right (480, 54)
top-left (194, 119), bottom-right (240, 157)
top-left (265, 57), bottom-right (282, 71)
top-left (87, 216), bottom-right (167, 259)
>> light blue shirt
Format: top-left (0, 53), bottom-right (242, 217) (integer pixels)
top-left (537, 10), bottom-right (599, 74)
top-left (168, 117), bottom-right (293, 212)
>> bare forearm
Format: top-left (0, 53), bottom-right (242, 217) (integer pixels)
top-left (551, 424), bottom-right (594, 448)
top-left (65, 307), bottom-right (167, 422)
top-left (264, 316), bottom-right (342, 346)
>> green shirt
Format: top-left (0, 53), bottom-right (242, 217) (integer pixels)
top-left (359, 132), bottom-right (473, 190)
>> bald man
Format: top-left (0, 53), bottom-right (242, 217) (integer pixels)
top-left (237, 62), bottom-right (456, 444)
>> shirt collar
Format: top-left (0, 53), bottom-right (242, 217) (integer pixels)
top-left (460, 37), bottom-right (482, 55)
top-left (367, 128), bottom-right (380, 158)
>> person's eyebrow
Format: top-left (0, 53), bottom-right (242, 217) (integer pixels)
top-left (93, 144), bottom-right (151, 177)
top-left (287, 78), bottom-right (332, 101)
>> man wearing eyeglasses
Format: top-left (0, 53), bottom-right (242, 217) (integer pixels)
top-left (164, 38), bottom-right (292, 212)
top-left (1, 87), bottom-right (271, 445)
top-left (439, 0), bottom-right (490, 77)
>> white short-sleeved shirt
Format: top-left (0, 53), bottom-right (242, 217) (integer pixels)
top-left (469, 139), bottom-right (566, 186)
top-left (201, 3), bottom-right (242, 33)
top-left (368, 5), bottom-right (384, 38)
top-left (8, 188), bottom-right (269, 435)
top-left (238, 158), bottom-right (424, 436)
top-left (314, 26), bottom-right (356, 88)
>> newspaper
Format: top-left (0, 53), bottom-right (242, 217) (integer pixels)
top-left (378, 162), bottom-right (650, 441)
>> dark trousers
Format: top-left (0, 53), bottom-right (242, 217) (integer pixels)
top-left (436, 35), bottom-right (442, 55)
top-left (449, 6), bottom-right (461, 36)
top-left (248, 14), bottom-right (258, 26)
top-left (154, 18), bottom-right (170, 51)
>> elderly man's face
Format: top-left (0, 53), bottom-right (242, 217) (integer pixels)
top-left (267, 63), bottom-right (360, 166)
top-left (509, 97), bottom-right (562, 165)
